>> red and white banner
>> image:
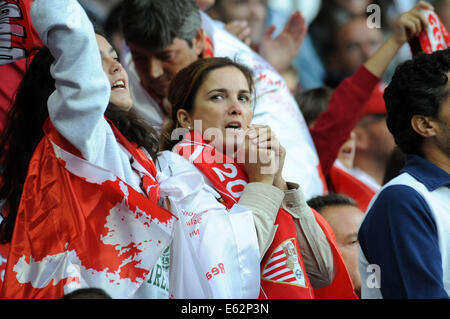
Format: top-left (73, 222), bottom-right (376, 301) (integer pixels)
top-left (174, 131), bottom-right (358, 299)
top-left (1, 120), bottom-right (176, 299)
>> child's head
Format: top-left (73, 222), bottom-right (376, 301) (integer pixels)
top-left (295, 87), bottom-right (333, 128)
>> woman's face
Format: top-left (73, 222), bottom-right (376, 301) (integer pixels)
top-left (187, 66), bottom-right (253, 154)
top-left (95, 34), bottom-right (133, 111)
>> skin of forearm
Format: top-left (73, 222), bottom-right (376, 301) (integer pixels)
top-left (364, 36), bottom-right (402, 78)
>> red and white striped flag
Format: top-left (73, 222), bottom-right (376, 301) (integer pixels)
top-left (262, 239), bottom-right (306, 287)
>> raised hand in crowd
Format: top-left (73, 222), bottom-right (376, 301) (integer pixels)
top-left (365, 0), bottom-right (434, 78)
top-left (225, 20), bottom-right (252, 46)
top-left (259, 11), bottom-right (308, 73)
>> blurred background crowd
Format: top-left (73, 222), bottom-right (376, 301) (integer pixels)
top-left (78, 0), bottom-right (450, 91)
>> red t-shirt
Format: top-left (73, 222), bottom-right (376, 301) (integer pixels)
top-left (310, 66), bottom-right (380, 177)
top-left (309, 66), bottom-right (380, 209)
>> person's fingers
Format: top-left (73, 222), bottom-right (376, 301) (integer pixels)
top-left (410, 10), bottom-right (429, 30)
top-left (401, 18), bottom-right (418, 36)
top-left (238, 27), bottom-right (251, 41)
top-left (246, 128), bottom-right (258, 145)
top-left (416, 0), bottom-right (434, 11)
top-left (257, 140), bottom-right (283, 156)
top-left (255, 130), bottom-right (279, 149)
top-left (285, 11), bottom-right (306, 40)
top-left (258, 147), bottom-right (275, 165)
top-left (251, 125), bottom-right (273, 145)
top-left (264, 25), bottom-right (277, 40)
top-left (408, 15), bottom-right (423, 34)
top-left (226, 20), bottom-right (252, 43)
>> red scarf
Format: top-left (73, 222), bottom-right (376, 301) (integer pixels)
top-left (175, 131), bottom-right (358, 299)
top-left (1, 119), bottom-right (176, 298)
top-left (175, 132), bottom-right (314, 299)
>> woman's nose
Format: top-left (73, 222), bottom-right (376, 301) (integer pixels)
top-left (228, 98), bottom-right (244, 115)
top-left (110, 59), bottom-right (122, 74)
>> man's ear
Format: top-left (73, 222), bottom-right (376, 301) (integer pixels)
top-left (193, 28), bottom-right (206, 57)
top-left (354, 126), bottom-right (369, 151)
top-left (411, 115), bottom-right (438, 138)
top-left (177, 109), bottom-right (192, 129)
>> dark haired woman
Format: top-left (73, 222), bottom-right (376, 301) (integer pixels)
top-left (159, 56), bottom-right (358, 299)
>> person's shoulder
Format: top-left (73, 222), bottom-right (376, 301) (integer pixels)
top-left (370, 183), bottom-right (431, 214)
top-left (363, 183), bottom-right (435, 231)
top-left (374, 183), bottom-right (423, 205)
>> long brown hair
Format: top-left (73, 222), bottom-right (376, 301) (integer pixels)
top-left (160, 57), bottom-right (255, 150)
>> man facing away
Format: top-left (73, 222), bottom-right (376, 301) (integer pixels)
top-left (358, 48), bottom-right (450, 299)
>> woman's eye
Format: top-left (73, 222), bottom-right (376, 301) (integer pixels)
top-left (211, 94), bottom-right (224, 101)
top-left (239, 95), bottom-right (250, 103)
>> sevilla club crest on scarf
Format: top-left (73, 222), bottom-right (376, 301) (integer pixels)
top-left (262, 238), bottom-right (306, 287)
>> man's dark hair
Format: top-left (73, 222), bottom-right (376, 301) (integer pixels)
top-left (104, 1), bottom-right (124, 41)
top-left (62, 288), bottom-right (112, 299)
top-left (307, 193), bottom-right (357, 213)
top-left (384, 49), bottom-right (450, 157)
top-left (120, 0), bottom-right (201, 51)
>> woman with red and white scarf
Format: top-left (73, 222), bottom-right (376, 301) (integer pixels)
top-left (160, 57), bottom-right (357, 299)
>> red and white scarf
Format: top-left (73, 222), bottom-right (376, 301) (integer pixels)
top-left (174, 131), bottom-right (359, 299)
top-left (175, 131), bottom-right (315, 299)
top-left (411, 9), bottom-right (450, 55)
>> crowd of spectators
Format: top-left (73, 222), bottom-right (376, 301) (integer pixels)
top-left (0, 0), bottom-right (448, 299)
